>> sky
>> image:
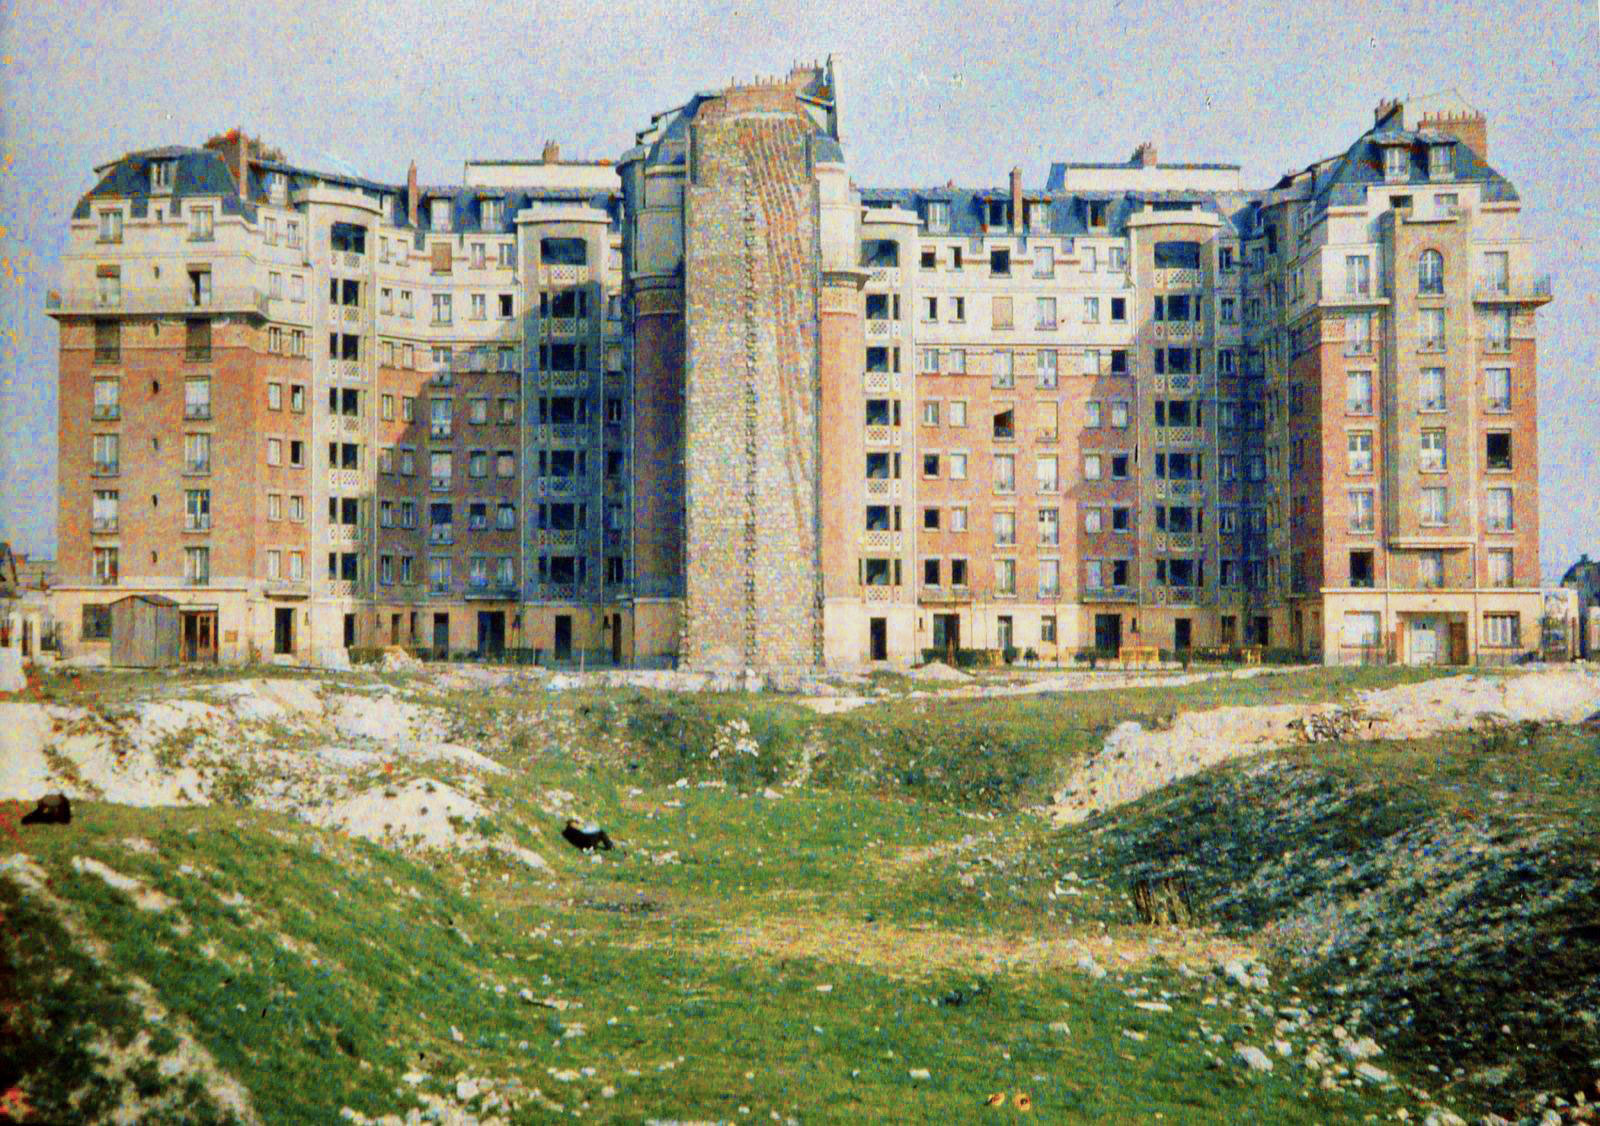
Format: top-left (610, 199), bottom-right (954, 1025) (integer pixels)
top-left (0, 0), bottom-right (1595, 578)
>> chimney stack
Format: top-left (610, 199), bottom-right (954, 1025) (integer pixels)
top-left (1009, 165), bottom-right (1023, 232)
top-left (1418, 108), bottom-right (1488, 163)
top-left (1132, 142), bottom-right (1158, 168)
top-left (406, 160), bottom-right (419, 227)
top-left (542, 140), bottom-right (561, 164)
top-left (1374, 97), bottom-right (1403, 126)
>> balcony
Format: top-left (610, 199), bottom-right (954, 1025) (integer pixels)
top-left (861, 529), bottom-right (903, 551)
top-left (46, 287), bottom-right (269, 319)
top-left (864, 478), bottom-right (901, 499)
top-left (864, 425), bottom-right (899, 446)
top-left (1154, 267), bottom-right (1202, 289)
top-left (1473, 276), bottom-right (1552, 305)
top-left (185, 345), bottom-right (212, 363)
top-left (91, 517), bottom-right (118, 534)
top-left (865, 318), bottom-right (899, 339)
top-left (327, 467), bottom-right (361, 490)
top-left (533, 582), bottom-right (580, 602)
top-left (537, 476), bottom-right (577, 497)
top-left (183, 516), bottom-right (211, 533)
top-left (1154, 426), bottom-right (1203, 446)
top-left (866, 267), bottom-right (900, 287)
top-left (427, 527), bottom-right (454, 546)
top-left (328, 524), bottom-right (358, 546)
top-left (429, 421), bottom-right (452, 439)
top-left (1154, 320), bottom-right (1199, 340)
top-left (548, 422), bottom-right (587, 444)
top-left (540, 317), bottom-right (579, 338)
top-left (540, 370), bottom-right (586, 391)
top-left (430, 475), bottom-right (452, 492)
top-left (91, 405), bottom-right (120, 421)
top-left (184, 403), bottom-right (211, 420)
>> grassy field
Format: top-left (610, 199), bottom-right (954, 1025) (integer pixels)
top-left (0, 662), bottom-right (1512, 1123)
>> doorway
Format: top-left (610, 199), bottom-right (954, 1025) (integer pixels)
top-left (1252, 616), bottom-right (1271, 647)
top-left (1174, 617), bottom-right (1192, 652)
top-left (1219, 615), bottom-right (1237, 649)
top-left (1448, 620), bottom-right (1469, 665)
top-left (996, 615), bottom-right (1014, 653)
top-left (390, 613), bottom-right (401, 645)
top-left (432, 612), bottom-right (450, 656)
top-left (869, 617), bottom-right (888, 662)
top-left (1408, 617), bottom-right (1440, 665)
top-left (1094, 613), bottom-right (1122, 654)
top-left (554, 615), bottom-right (573, 662)
top-left (274, 607), bottom-right (295, 656)
top-left (610, 615), bottom-right (623, 665)
top-left (180, 610), bottom-right (217, 663)
top-left (477, 611), bottom-right (506, 658)
top-left (932, 613), bottom-right (960, 661)
top-left (343, 613), bottom-right (356, 648)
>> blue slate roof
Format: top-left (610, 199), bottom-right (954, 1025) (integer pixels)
top-left (1043, 160), bottom-right (1239, 190)
top-left (74, 147), bottom-right (256, 221)
top-left (857, 187), bottom-right (1252, 241)
top-left (1309, 123), bottom-right (1518, 214)
top-left (75, 148), bottom-right (623, 234)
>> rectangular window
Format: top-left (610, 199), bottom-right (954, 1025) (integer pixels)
top-left (1420, 429), bottom-right (1446, 472)
top-left (1035, 296), bottom-right (1057, 330)
top-left (921, 400), bottom-right (939, 426)
top-left (1085, 401), bottom-right (1102, 429)
top-left (1083, 453), bottom-right (1102, 481)
top-left (188, 206), bottom-right (214, 241)
top-left (1110, 401), bottom-right (1129, 428)
top-left (93, 546), bottom-right (119, 584)
top-left (184, 546), bottom-right (210, 585)
top-left (1485, 368), bottom-right (1512, 412)
top-left (1419, 550), bottom-right (1444, 589)
top-left (1486, 432), bottom-right (1512, 472)
top-left (1083, 507), bottom-right (1102, 534)
top-left (993, 454), bottom-right (1014, 492)
top-left (1342, 611), bottom-right (1382, 649)
top-left (1419, 367), bottom-right (1446, 411)
top-left (1420, 486), bottom-right (1448, 526)
top-left (991, 296), bottom-right (1013, 330)
top-left (996, 559), bottom-right (1016, 596)
top-left (1347, 431), bottom-right (1373, 474)
top-left (184, 377), bottom-right (211, 420)
top-left (950, 507), bottom-right (968, 533)
top-left (1348, 489), bottom-right (1375, 532)
top-left (1486, 487), bottom-right (1514, 531)
top-left (949, 400), bottom-right (967, 427)
top-left (184, 489), bottom-right (211, 531)
top-left (1346, 312), bottom-right (1373, 355)
top-left (1419, 308), bottom-right (1445, 352)
top-left (1347, 370), bottom-right (1373, 414)
top-left (1034, 245), bottom-right (1054, 278)
top-left (1082, 296), bottom-right (1099, 323)
top-left (1037, 350), bottom-right (1058, 388)
top-left (1039, 559), bottom-right (1060, 598)
top-left (949, 452), bottom-right (968, 480)
top-left (1488, 548), bottom-right (1514, 588)
top-left (1484, 612), bottom-right (1520, 648)
top-left (1485, 309), bottom-right (1511, 352)
top-left (184, 433), bottom-right (211, 474)
top-left (994, 510), bottom-right (1016, 546)
top-left (993, 350), bottom-right (1015, 389)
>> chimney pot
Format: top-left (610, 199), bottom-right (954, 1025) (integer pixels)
top-left (406, 160), bottom-right (419, 227)
top-left (542, 140), bottom-right (561, 164)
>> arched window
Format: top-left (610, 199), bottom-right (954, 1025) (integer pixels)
top-left (1418, 250), bottom-right (1444, 295)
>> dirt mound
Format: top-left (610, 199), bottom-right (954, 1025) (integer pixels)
top-left (1052, 669), bottom-right (1600, 824)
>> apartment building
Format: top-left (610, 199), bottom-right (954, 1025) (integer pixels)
top-left (49, 73), bottom-right (1558, 669)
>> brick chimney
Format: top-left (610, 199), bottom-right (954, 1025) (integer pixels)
top-left (1009, 165), bottom-right (1022, 232)
top-left (1132, 142), bottom-right (1158, 167)
top-left (406, 160), bottom-right (419, 226)
top-left (203, 127), bottom-right (251, 201)
top-left (542, 140), bottom-right (561, 164)
top-left (1374, 97), bottom-right (1403, 127)
top-left (1418, 108), bottom-right (1488, 163)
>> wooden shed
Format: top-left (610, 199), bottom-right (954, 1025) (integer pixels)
top-left (110, 594), bottom-right (180, 667)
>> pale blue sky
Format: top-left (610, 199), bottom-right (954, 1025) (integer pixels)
top-left (1, 0), bottom-right (1595, 576)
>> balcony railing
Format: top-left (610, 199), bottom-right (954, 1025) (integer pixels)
top-left (47, 287), bottom-right (269, 318)
top-left (1473, 276), bottom-right (1552, 303)
top-left (184, 516), bottom-right (211, 532)
top-left (92, 462), bottom-right (120, 477)
top-left (94, 348), bottom-right (121, 365)
top-left (91, 517), bottom-right (118, 533)
top-left (184, 403), bottom-right (211, 420)
top-left (185, 346), bottom-right (212, 363)
top-left (91, 405), bottom-right (120, 420)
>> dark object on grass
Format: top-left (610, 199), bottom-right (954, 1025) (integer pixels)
top-left (562, 819), bottom-right (614, 852)
top-left (1132, 874), bottom-right (1193, 926)
top-left (19, 793), bottom-right (71, 826)
top-left (940, 979), bottom-right (989, 1007)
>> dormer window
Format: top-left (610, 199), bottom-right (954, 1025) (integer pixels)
top-left (267, 172), bottom-right (288, 202)
top-left (480, 198), bottom-right (502, 227)
top-left (430, 198), bottom-right (452, 231)
top-left (1428, 143), bottom-right (1454, 181)
top-left (1383, 145), bottom-right (1409, 183)
top-left (924, 200), bottom-right (949, 231)
top-left (150, 159), bottom-right (174, 193)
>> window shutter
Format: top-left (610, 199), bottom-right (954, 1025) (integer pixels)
top-left (431, 242), bottom-right (452, 274)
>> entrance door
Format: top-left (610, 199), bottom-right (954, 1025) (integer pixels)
top-left (477, 611), bottom-right (506, 658)
top-left (996, 615), bottom-right (1014, 653)
top-left (432, 612), bottom-right (450, 656)
top-left (869, 617), bottom-right (888, 662)
top-left (1174, 618), bottom-right (1192, 652)
top-left (274, 607), bottom-right (295, 656)
top-left (390, 613), bottom-right (401, 644)
top-left (343, 613), bottom-right (356, 648)
top-left (932, 613), bottom-right (960, 660)
top-left (1220, 615), bottom-right (1237, 648)
top-left (554, 615), bottom-right (573, 662)
top-left (180, 611), bottom-right (217, 663)
top-left (610, 615), bottom-right (623, 665)
top-left (1094, 613), bottom-right (1122, 654)
top-left (1252, 616), bottom-right (1271, 646)
top-left (1448, 620), bottom-right (1469, 665)
top-left (1409, 617), bottom-right (1439, 665)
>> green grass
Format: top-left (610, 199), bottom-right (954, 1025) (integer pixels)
top-left (1, 662), bottom-right (1503, 1123)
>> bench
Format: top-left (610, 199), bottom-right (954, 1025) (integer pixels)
top-left (1118, 645), bottom-right (1162, 668)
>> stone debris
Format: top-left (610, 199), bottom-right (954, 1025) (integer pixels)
top-left (70, 856), bottom-right (176, 913)
top-left (1234, 1045), bottom-right (1274, 1072)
